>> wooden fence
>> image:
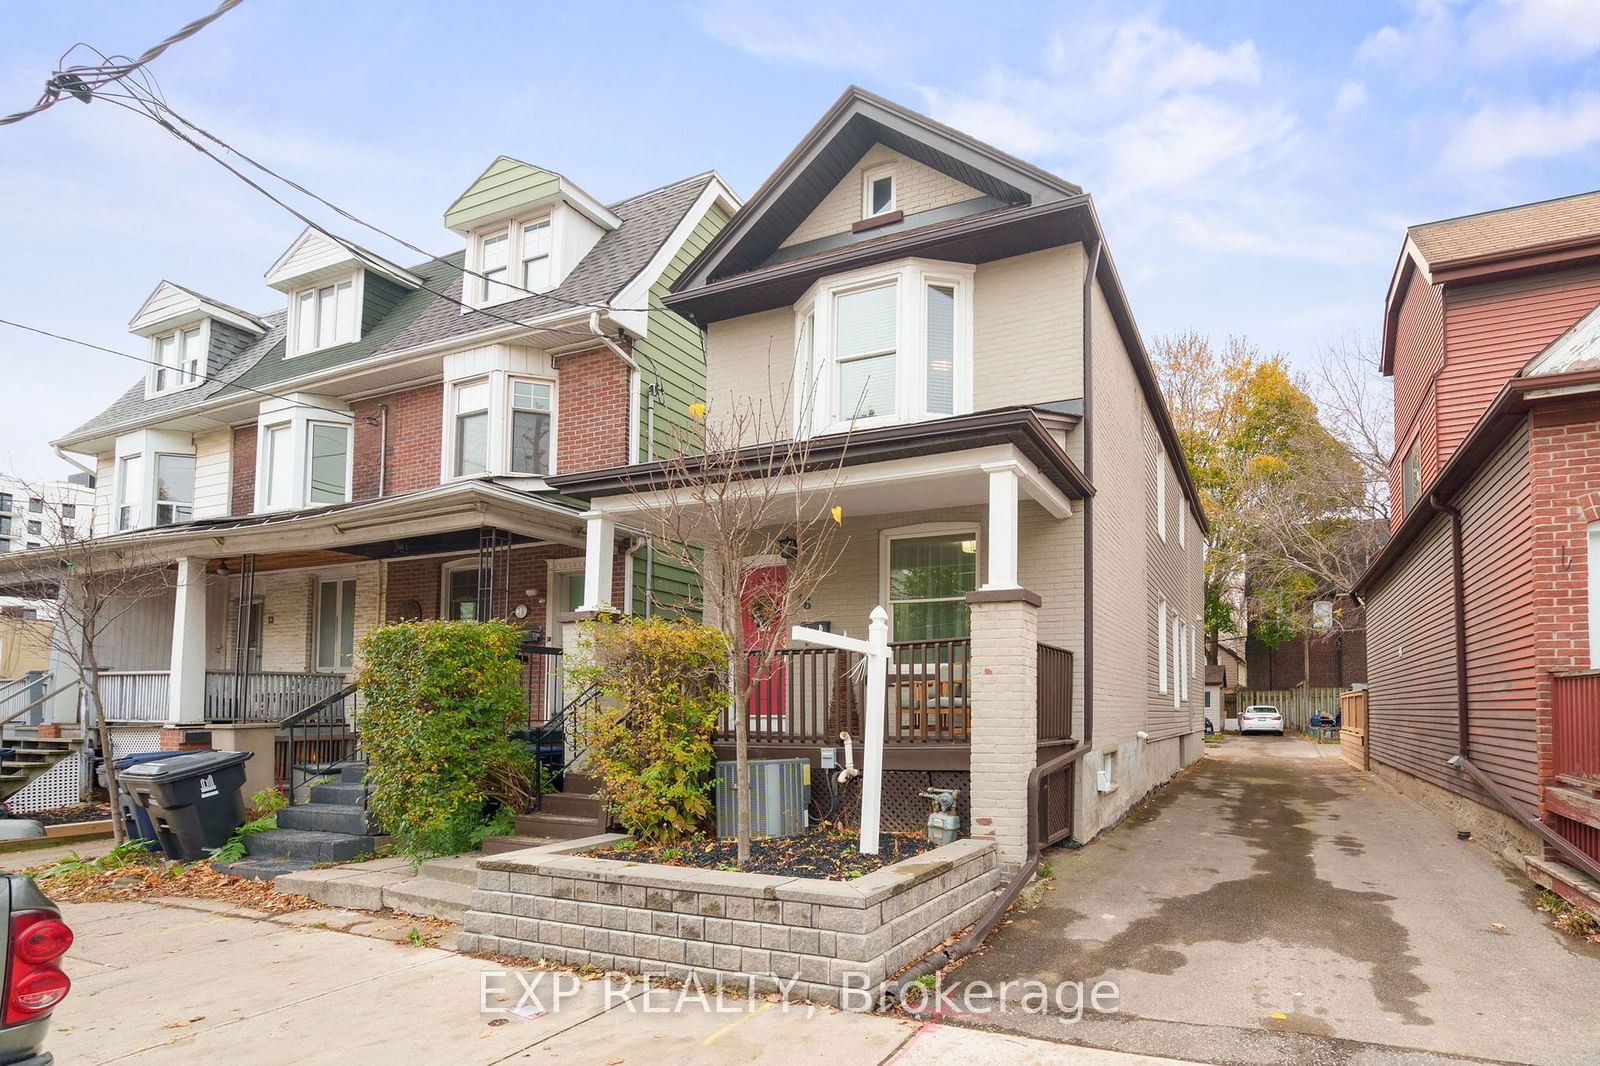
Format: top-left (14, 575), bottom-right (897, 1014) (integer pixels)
top-left (1339, 689), bottom-right (1369, 770)
top-left (1234, 687), bottom-right (1344, 735)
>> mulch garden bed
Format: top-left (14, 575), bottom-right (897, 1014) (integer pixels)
top-left (587, 827), bottom-right (937, 880)
top-left (28, 803), bottom-right (112, 827)
top-left (25, 856), bottom-right (318, 913)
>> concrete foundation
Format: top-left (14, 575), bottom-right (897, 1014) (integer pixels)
top-left (1370, 759), bottom-right (1540, 866)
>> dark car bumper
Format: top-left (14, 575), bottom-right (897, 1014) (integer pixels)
top-left (0, 1014), bottom-right (52, 1065)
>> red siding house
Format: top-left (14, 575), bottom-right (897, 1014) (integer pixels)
top-left (1357, 190), bottom-right (1600, 913)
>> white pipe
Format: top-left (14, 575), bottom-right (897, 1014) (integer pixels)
top-left (587, 311), bottom-right (638, 371)
top-left (53, 447), bottom-right (95, 478)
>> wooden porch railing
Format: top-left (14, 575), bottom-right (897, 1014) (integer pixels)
top-left (731, 639), bottom-right (973, 744)
top-left (205, 671), bottom-right (348, 723)
top-left (1037, 643), bottom-right (1074, 742)
top-left (95, 671), bottom-right (170, 721)
top-left (1553, 671), bottom-right (1600, 783)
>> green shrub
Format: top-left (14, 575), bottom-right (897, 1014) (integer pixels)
top-left (570, 616), bottom-right (729, 842)
top-left (357, 620), bottom-right (536, 859)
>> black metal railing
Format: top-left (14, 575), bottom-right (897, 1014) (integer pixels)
top-left (527, 681), bottom-right (602, 809)
top-left (279, 683), bottom-right (360, 802)
top-left (515, 641), bottom-right (564, 730)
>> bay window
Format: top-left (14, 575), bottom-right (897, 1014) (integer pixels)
top-left (883, 526), bottom-right (979, 641)
top-left (117, 455), bottom-right (143, 531)
top-left (445, 373), bottom-right (557, 479)
top-left (796, 259), bottom-right (973, 436)
top-left (153, 453), bottom-right (195, 525)
top-left (149, 323), bottom-right (205, 395)
top-left (255, 397), bottom-right (354, 512)
top-left (289, 275), bottom-right (358, 356)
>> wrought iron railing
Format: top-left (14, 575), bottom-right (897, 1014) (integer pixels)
top-left (527, 681), bottom-right (602, 809)
top-left (515, 641), bottom-right (565, 729)
top-left (207, 670), bottom-right (347, 723)
top-left (279, 684), bottom-right (360, 802)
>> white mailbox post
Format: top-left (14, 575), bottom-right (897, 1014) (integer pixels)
top-left (790, 606), bottom-right (890, 855)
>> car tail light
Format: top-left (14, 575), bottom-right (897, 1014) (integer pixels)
top-left (7, 911), bottom-right (72, 1024)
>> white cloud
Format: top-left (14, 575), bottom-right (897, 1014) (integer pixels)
top-left (1359, 0), bottom-right (1600, 71)
top-left (689, 1), bottom-right (889, 69)
top-left (1443, 92), bottom-right (1600, 169)
top-left (1078, 15), bottom-right (1261, 97)
top-left (1334, 80), bottom-right (1368, 115)
top-left (1104, 93), bottom-right (1295, 196)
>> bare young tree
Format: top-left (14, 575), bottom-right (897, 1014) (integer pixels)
top-left (621, 392), bottom-right (849, 867)
top-left (0, 492), bottom-right (173, 842)
top-left (1313, 333), bottom-right (1393, 523)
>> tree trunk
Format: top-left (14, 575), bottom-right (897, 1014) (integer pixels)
top-left (82, 644), bottom-right (126, 845)
top-left (733, 649), bottom-right (750, 867)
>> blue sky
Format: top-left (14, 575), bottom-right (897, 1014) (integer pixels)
top-left (3, 0), bottom-right (1600, 476)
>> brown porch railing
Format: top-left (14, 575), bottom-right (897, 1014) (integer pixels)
top-left (206, 671), bottom-right (348, 723)
top-left (1036, 643), bottom-right (1074, 742)
top-left (1553, 671), bottom-right (1600, 783)
top-left (731, 638), bottom-right (972, 745)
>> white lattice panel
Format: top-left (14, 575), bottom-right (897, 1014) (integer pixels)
top-left (109, 728), bottom-right (162, 760)
top-left (9, 757), bottom-right (83, 814)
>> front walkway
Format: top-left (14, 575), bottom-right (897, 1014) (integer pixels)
top-left (53, 897), bottom-right (1189, 1065)
top-left (945, 736), bottom-right (1600, 1066)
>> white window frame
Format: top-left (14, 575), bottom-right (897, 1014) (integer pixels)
top-left (794, 258), bottom-right (974, 438)
top-left (879, 522), bottom-right (981, 642)
top-left (1157, 600), bottom-right (1168, 694)
top-left (520, 218), bottom-right (553, 294)
top-left (116, 455), bottom-right (143, 532)
top-left (1176, 619), bottom-right (1187, 705)
top-left (254, 404), bottom-right (354, 514)
top-left (146, 320), bottom-right (209, 397)
top-left (151, 452), bottom-right (195, 527)
top-left (314, 576), bottom-right (358, 672)
top-left (286, 272), bottom-right (361, 358)
top-left (1156, 453), bottom-right (1167, 541)
top-left (547, 556), bottom-right (587, 637)
top-left (1589, 523), bottom-right (1600, 670)
top-left (113, 431), bottom-right (197, 532)
top-left (467, 211), bottom-right (556, 309)
top-left (862, 165), bottom-right (896, 218)
top-left (442, 371), bottom-right (560, 481)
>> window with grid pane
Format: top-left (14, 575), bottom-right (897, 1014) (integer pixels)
top-left (480, 230), bottom-right (510, 302)
top-left (834, 284), bottom-right (897, 421)
top-left (887, 532), bottom-right (977, 640)
top-left (509, 380), bottom-right (552, 474)
top-left (522, 220), bottom-right (552, 291)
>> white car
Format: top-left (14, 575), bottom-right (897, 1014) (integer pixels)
top-left (1240, 705), bottom-right (1285, 736)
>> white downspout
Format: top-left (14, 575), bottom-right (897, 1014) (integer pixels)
top-left (54, 447), bottom-right (95, 479)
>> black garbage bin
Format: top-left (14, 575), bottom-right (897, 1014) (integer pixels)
top-left (114, 750), bottom-right (211, 851)
top-left (119, 750), bottom-right (252, 861)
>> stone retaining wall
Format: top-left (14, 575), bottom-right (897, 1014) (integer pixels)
top-left (458, 835), bottom-right (1000, 1009)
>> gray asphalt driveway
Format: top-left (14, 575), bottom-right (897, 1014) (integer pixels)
top-left (943, 736), bottom-right (1600, 1066)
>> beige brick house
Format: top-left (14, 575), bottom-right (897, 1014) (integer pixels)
top-left (550, 89), bottom-right (1208, 858)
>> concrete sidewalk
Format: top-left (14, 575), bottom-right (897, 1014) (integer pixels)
top-left (49, 897), bottom-right (1195, 1065)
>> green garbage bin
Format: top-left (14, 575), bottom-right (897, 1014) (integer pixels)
top-left (119, 750), bottom-right (253, 861)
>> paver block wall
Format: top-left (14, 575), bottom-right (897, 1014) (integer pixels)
top-left (458, 835), bottom-right (1000, 1009)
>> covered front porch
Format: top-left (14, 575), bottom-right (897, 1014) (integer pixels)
top-left (551, 409), bottom-right (1090, 857)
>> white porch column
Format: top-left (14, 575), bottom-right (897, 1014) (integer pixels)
top-left (167, 557), bottom-right (208, 725)
top-left (579, 511), bottom-right (617, 612)
top-left (981, 461), bottom-right (1021, 590)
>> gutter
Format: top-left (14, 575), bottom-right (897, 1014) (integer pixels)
top-left (53, 447), bottom-right (95, 480)
top-left (1081, 238), bottom-right (1101, 749)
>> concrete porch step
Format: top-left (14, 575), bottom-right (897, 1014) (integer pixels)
top-left (418, 855), bottom-right (481, 886)
top-left (244, 827), bottom-right (380, 864)
top-left (1525, 854), bottom-right (1600, 917)
top-left (537, 791), bottom-right (602, 819)
top-left (383, 877), bottom-right (474, 922)
top-left (275, 855), bottom-right (477, 921)
top-left (309, 781), bottom-right (368, 807)
top-left (215, 857), bottom-right (315, 881)
top-left (277, 802), bottom-right (378, 836)
top-left (480, 834), bottom-right (557, 855)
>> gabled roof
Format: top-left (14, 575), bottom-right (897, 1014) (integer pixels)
top-left (57, 172), bottom-right (722, 451)
top-left (673, 86), bottom-right (1081, 295)
top-left (264, 227), bottom-right (421, 293)
top-left (1410, 188), bottom-right (1600, 271)
top-left (1524, 300), bottom-right (1600, 377)
top-left (128, 280), bottom-right (268, 337)
top-left (444, 156), bottom-right (621, 234)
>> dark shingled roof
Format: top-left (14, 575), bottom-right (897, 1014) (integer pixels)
top-left (59, 172), bottom-right (716, 446)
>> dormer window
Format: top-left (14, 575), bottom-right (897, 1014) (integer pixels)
top-left (148, 322), bottom-right (207, 395)
top-left (864, 166), bottom-right (896, 218)
top-left (469, 214), bottom-right (555, 308)
top-left (288, 274), bottom-right (358, 356)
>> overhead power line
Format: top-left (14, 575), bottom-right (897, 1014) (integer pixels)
top-left (0, 0), bottom-right (246, 127)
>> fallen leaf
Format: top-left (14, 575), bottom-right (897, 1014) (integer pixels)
top-left (1270, 1011), bottom-right (1287, 1020)
top-left (162, 1016), bottom-right (205, 1029)
top-left (1491, 922), bottom-right (1506, 930)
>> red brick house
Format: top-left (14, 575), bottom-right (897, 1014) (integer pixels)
top-left (1356, 190), bottom-right (1600, 911)
top-left (8, 161), bottom-right (737, 761)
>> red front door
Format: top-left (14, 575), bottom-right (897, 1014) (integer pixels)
top-left (742, 565), bottom-right (788, 726)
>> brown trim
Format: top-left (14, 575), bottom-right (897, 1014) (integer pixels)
top-left (1428, 234), bottom-right (1600, 282)
top-left (547, 406), bottom-right (1094, 502)
top-left (852, 210), bottom-right (903, 233)
top-left (964, 587), bottom-right (1041, 607)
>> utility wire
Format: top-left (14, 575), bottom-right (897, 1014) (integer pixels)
top-left (0, 0), bottom-right (245, 127)
top-left (0, 317), bottom-right (355, 421)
